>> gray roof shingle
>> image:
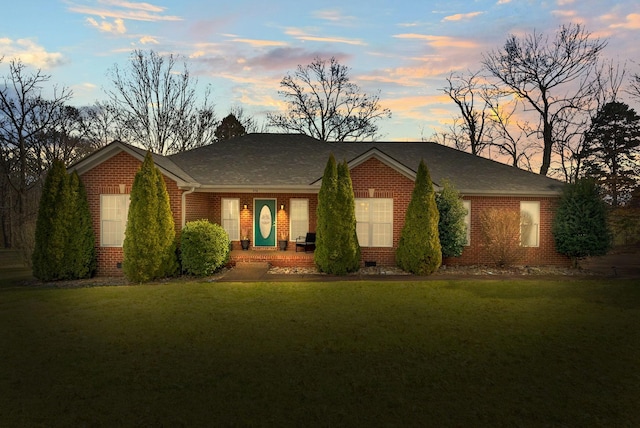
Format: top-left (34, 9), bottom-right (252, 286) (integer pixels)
top-left (168, 133), bottom-right (564, 195)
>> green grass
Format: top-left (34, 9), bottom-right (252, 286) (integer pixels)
top-left (1, 279), bottom-right (639, 427)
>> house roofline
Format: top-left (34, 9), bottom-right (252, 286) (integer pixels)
top-left (181, 184), bottom-right (321, 194)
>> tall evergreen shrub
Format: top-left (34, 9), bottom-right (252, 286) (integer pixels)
top-left (396, 159), bottom-right (442, 275)
top-left (332, 160), bottom-right (360, 274)
top-left (123, 152), bottom-right (177, 282)
top-left (314, 154), bottom-right (338, 273)
top-left (65, 172), bottom-right (97, 279)
top-left (32, 160), bottom-right (71, 281)
top-left (435, 179), bottom-right (467, 258)
top-left (552, 177), bottom-right (611, 265)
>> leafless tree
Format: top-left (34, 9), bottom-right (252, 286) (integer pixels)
top-left (483, 23), bottom-right (607, 176)
top-left (268, 57), bottom-right (391, 141)
top-left (442, 71), bottom-right (491, 156)
top-left (0, 59), bottom-right (72, 248)
top-left (105, 50), bottom-right (217, 154)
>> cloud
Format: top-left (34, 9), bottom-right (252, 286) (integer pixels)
top-left (312, 9), bottom-right (357, 26)
top-left (0, 38), bottom-right (66, 69)
top-left (393, 33), bottom-right (479, 49)
top-left (86, 17), bottom-right (127, 34)
top-left (611, 13), bottom-right (640, 29)
top-left (285, 28), bottom-right (366, 46)
top-left (139, 36), bottom-right (159, 44)
top-left (67, 1), bottom-right (182, 22)
top-left (228, 38), bottom-right (288, 48)
top-left (442, 12), bottom-right (484, 22)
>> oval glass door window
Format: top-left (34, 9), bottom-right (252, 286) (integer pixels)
top-left (259, 205), bottom-right (272, 239)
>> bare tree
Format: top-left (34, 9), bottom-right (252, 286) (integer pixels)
top-left (268, 57), bottom-right (391, 141)
top-left (442, 71), bottom-right (491, 156)
top-left (0, 59), bottom-right (72, 248)
top-left (105, 50), bottom-right (216, 154)
top-left (483, 23), bottom-right (607, 176)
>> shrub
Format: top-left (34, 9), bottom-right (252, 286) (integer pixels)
top-left (123, 152), bottom-right (178, 282)
top-left (435, 179), bottom-right (467, 258)
top-left (181, 220), bottom-right (230, 276)
top-left (552, 178), bottom-right (611, 264)
top-left (64, 172), bottom-right (96, 279)
top-left (479, 208), bottom-right (523, 267)
top-left (396, 159), bottom-right (442, 275)
top-left (32, 160), bottom-right (71, 281)
top-left (315, 153), bottom-right (338, 273)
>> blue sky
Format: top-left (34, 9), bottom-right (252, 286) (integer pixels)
top-left (2, 0), bottom-right (639, 141)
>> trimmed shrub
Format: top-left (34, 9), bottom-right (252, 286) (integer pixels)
top-left (479, 208), bottom-right (523, 267)
top-left (123, 151), bottom-right (178, 282)
top-left (32, 160), bottom-right (71, 281)
top-left (334, 160), bottom-right (361, 274)
top-left (65, 172), bottom-right (96, 279)
top-left (396, 159), bottom-right (442, 275)
top-left (181, 220), bottom-right (230, 276)
top-left (552, 178), bottom-right (612, 264)
top-left (435, 179), bottom-right (467, 258)
top-left (315, 153), bottom-right (338, 273)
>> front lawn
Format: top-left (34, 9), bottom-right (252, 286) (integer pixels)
top-left (1, 279), bottom-right (639, 426)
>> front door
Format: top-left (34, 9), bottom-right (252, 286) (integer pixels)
top-left (254, 199), bottom-right (276, 247)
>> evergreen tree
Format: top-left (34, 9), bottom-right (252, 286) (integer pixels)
top-left (215, 113), bottom-right (246, 141)
top-left (332, 160), bottom-right (360, 274)
top-left (552, 177), bottom-right (611, 265)
top-left (123, 152), bottom-right (177, 282)
top-left (314, 154), bottom-right (338, 273)
top-left (582, 101), bottom-right (640, 207)
top-left (65, 172), bottom-right (96, 279)
top-left (435, 179), bottom-right (467, 258)
top-left (154, 166), bottom-right (179, 277)
top-left (396, 159), bottom-right (442, 275)
top-left (32, 160), bottom-right (71, 281)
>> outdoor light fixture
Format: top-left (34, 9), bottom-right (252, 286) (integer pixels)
top-left (243, 203), bottom-right (248, 210)
top-left (280, 204), bottom-right (285, 210)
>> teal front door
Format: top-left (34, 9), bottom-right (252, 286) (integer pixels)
top-left (254, 199), bottom-right (276, 247)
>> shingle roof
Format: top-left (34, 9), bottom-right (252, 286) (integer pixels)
top-left (168, 133), bottom-right (564, 196)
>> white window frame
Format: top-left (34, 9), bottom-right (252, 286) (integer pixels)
top-left (520, 201), bottom-right (540, 247)
top-left (100, 194), bottom-right (130, 247)
top-left (222, 198), bottom-right (240, 241)
top-left (463, 200), bottom-right (471, 246)
top-left (355, 198), bottom-right (393, 247)
top-left (289, 198), bottom-right (309, 241)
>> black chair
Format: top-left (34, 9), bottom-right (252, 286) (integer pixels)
top-left (295, 232), bottom-right (316, 252)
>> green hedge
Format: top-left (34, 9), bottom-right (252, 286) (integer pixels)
top-left (181, 220), bottom-right (230, 276)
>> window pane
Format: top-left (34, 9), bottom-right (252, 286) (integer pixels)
top-left (222, 198), bottom-right (240, 240)
top-left (463, 200), bottom-right (471, 246)
top-left (355, 198), bottom-right (392, 247)
top-left (520, 201), bottom-right (540, 247)
top-left (101, 195), bottom-right (129, 247)
top-left (290, 199), bottom-right (309, 239)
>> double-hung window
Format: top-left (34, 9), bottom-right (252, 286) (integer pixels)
top-left (462, 200), bottom-right (471, 246)
top-left (520, 201), bottom-right (540, 247)
top-left (289, 199), bottom-right (309, 240)
top-left (222, 198), bottom-right (240, 241)
top-left (100, 194), bottom-right (130, 247)
top-left (355, 198), bottom-right (393, 247)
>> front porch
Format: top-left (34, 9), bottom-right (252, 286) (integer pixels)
top-left (229, 248), bottom-right (316, 268)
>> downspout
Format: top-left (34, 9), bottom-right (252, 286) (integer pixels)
top-left (181, 187), bottom-right (196, 229)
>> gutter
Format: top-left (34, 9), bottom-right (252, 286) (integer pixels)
top-left (181, 187), bottom-right (196, 228)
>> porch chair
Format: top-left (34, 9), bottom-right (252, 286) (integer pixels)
top-left (295, 232), bottom-right (316, 252)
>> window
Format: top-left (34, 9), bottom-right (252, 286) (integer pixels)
top-left (520, 201), bottom-right (540, 247)
top-left (355, 198), bottom-right (393, 247)
top-left (289, 199), bottom-right (309, 240)
top-left (101, 194), bottom-right (129, 247)
top-left (222, 198), bottom-right (240, 241)
top-left (463, 200), bottom-right (471, 246)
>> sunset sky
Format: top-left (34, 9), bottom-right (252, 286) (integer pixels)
top-left (2, 0), bottom-right (639, 141)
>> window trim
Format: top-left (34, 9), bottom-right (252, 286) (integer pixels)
top-left (289, 198), bottom-right (309, 241)
top-left (100, 194), bottom-right (130, 247)
top-left (520, 201), bottom-right (540, 248)
top-left (355, 198), bottom-right (394, 248)
top-left (221, 198), bottom-right (240, 241)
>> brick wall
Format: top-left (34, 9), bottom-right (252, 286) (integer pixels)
top-left (80, 151), bottom-right (184, 276)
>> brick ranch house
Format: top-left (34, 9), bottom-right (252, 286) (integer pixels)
top-left (69, 133), bottom-right (570, 276)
